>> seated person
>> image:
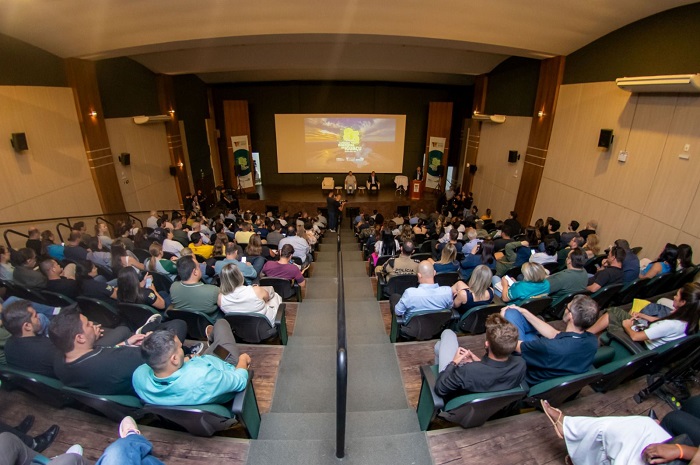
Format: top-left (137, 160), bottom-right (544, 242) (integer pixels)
top-left (48, 306), bottom-right (187, 395)
top-left (12, 248), bottom-right (46, 289)
top-left (587, 282), bottom-right (699, 349)
top-left (640, 243), bottom-right (678, 280)
top-left (452, 265), bottom-right (494, 314)
top-left (614, 238), bottom-right (640, 285)
top-left (546, 249), bottom-right (588, 305)
top-left (162, 228), bottom-right (184, 257)
top-left (530, 239), bottom-right (558, 266)
top-left (459, 239), bottom-right (496, 280)
top-left (555, 234), bottom-right (584, 266)
top-left (214, 242), bottom-right (257, 284)
top-left (233, 222), bottom-right (255, 246)
top-left (39, 259), bottom-right (79, 299)
top-left (390, 261), bottom-right (454, 323)
top-left (503, 294), bottom-right (599, 385)
top-left (433, 314), bottom-right (526, 397)
top-left (429, 243), bottom-right (460, 274)
top-left (40, 230), bottom-right (64, 261)
top-left (261, 244), bottom-right (306, 289)
top-left (117, 268), bottom-right (168, 311)
top-left (376, 240), bottom-right (419, 284)
top-left (63, 231), bottom-right (88, 262)
top-left (169, 256), bottom-right (221, 319)
top-left (278, 226), bottom-right (312, 266)
top-left (85, 237), bottom-right (111, 268)
top-left (218, 264), bottom-right (281, 324)
top-left (144, 242), bottom-right (177, 279)
top-left (436, 229), bottom-right (464, 257)
top-left (366, 171), bottom-right (380, 191)
top-left (578, 219), bottom-right (597, 242)
top-left (541, 399), bottom-right (700, 465)
top-left (75, 260), bottom-right (118, 302)
top-left (586, 245), bottom-right (625, 293)
top-left (187, 232), bottom-right (214, 259)
top-left (0, 245), bottom-right (14, 282)
top-left (243, 235), bottom-right (269, 275)
top-left (494, 262), bottom-right (550, 305)
top-left (133, 321), bottom-right (250, 405)
top-left (345, 171), bottom-right (357, 194)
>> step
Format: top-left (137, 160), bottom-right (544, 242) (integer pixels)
top-left (341, 260), bottom-right (369, 277)
top-left (258, 409), bottom-right (420, 440)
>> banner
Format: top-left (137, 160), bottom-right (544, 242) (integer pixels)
top-left (425, 136), bottom-right (446, 189)
top-left (231, 136), bottom-right (254, 189)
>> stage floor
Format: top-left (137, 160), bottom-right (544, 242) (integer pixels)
top-left (238, 185), bottom-right (439, 217)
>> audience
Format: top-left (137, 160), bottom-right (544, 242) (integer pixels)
top-left (496, 262), bottom-right (549, 305)
top-left (116, 267), bottom-right (168, 311)
top-left (459, 239), bottom-right (496, 280)
top-left (430, 243), bottom-right (460, 274)
top-left (278, 226), bottom-right (312, 266)
top-left (12, 248), bottom-right (46, 289)
top-left (640, 243), bottom-right (678, 280)
top-left (586, 245), bottom-right (625, 293)
top-left (261, 244), bottom-right (306, 288)
top-left (218, 264), bottom-right (281, 324)
top-left (546, 249), bottom-right (588, 305)
top-left (451, 265), bottom-right (494, 314)
top-left (169, 256), bottom-right (221, 319)
top-left (214, 242), bottom-right (257, 284)
top-left (40, 258), bottom-right (79, 299)
top-left (391, 261), bottom-right (454, 326)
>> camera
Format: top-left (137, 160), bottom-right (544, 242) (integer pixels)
top-left (339, 200), bottom-right (348, 204)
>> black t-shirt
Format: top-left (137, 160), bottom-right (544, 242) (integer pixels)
top-left (46, 278), bottom-right (80, 299)
top-left (81, 278), bottom-right (116, 302)
top-left (54, 346), bottom-right (144, 395)
top-left (5, 336), bottom-right (60, 378)
top-left (588, 266), bottom-right (624, 288)
top-left (26, 239), bottom-right (42, 256)
top-left (63, 245), bottom-right (88, 261)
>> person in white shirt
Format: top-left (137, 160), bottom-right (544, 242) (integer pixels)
top-left (162, 229), bottom-right (185, 257)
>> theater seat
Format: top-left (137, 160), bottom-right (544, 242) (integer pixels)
top-left (389, 308), bottom-right (457, 343)
top-left (526, 369), bottom-right (603, 407)
top-left (0, 364), bottom-right (73, 409)
top-left (164, 308), bottom-right (216, 340)
top-left (62, 386), bottom-right (144, 422)
top-left (225, 303), bottom-right (288, 345)
top-left (457, 304), bottom-right (504, 335)
top-left (416, 364), bottom-right (526, 431)
top-left (322, 177), bottom-right (334, 191)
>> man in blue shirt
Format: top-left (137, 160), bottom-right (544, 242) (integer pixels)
top-left (133, 320), bottom-right (250, 405)
top-left (502, 294), bottom-right (599, 385)
top-left (391, 261), bottom-right (454, 323)
top-left (213, 242), bottom-right (257, 284)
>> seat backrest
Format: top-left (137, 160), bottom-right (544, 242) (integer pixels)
top-left (164, 309), bottom-right (214, 340)
top-left (527, 369), bottom-right (603, 407)
top-left (612, 278), bottom-right (646, 306)
top-left (76, 296), bottom-right (122, 328)
top-left (401, 309), bottom-right (454, 340)
top-left (542, 262), bottom-right (560, 274)
top-left (411, 252), bottom-right (432, 262)
top-left (639, 273), bottom-right (675, 299)
top-left (504, 265), bottom-right (522, 279)
top-left (95, 264), bottom-right (115, 281)
top-left (132, 248), bottom-right (151, 263)
top-left (40, 290), bottom-right (76, 308)
top-left (9, 283), bottom-right (47, 304)
top-left (149, 271), bottom-right (173, 294)
top-left (259, 277), bottom-right (296, 300)
top-left (458, 304), bottom-right (504, 334)
top-left (419, 241), bottom-right (433, 254)
top-left (117, 303), bottom-right (159, 332)
top-left (518, 296), bottom-right (553, 317)
top-left (224, 313), bottom-right (276, 343)
top-left (590, 283), bottom-right (624, 310)
top-left (385, 274), bottom-right (418, 296)
top-left (548, 291), bottom-right (590, 320)
top-left (584, 254), bottom-right (606, 274)
top-left (434, 272), bottom-right (459, 287)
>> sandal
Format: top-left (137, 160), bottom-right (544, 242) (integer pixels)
top-left (541, 399), bottom-right (564, 439)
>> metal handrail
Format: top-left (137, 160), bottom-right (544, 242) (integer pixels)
top-left (0, 210), bottom-right (166, 228)
top-left (336, 231), bottom-right (347, 458)
top-left (95, 216), bottom-right (114, 228)
top-left (127, 214), bottom-right (144, 228)
top-left (3, 229), bottom-right (29, 249)
top-left (55, 222), bottom-right (72, 244)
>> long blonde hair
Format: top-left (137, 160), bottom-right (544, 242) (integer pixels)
top-left (468, 265), bottom-right (492, 297)
top-left (438, 243), bottom-right (457, 264)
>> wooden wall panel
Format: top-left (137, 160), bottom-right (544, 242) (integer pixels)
top-left (424, 102), bottom-right (453, 192)
top-left (65, 58), bottom-right (126, 216)
top-left (156, 75), bottom-right (189, 206)
top-left (105, 118), bottom-right (181, 212)
top-left (461, 75), bottom-right (487, 192)
top-left (470, 116), bottom-right (531, 220)
top-left (513, 56), bottom-right (565, 225)
top-left (533, 81), bottom-right (700, 262)
top-left (0, 86), bottom-right (101, 222)
top-left (222, 100), bottom-right (252, 190)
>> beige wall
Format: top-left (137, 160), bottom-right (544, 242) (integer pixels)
top-left (533, 81), bottom-right (700, 261)
top-left (471, 116), bottom-right (531, 221)
top-left (105, 118), bottom-right (181, 213)
top-left (0, 86), bottom-right (101, 222)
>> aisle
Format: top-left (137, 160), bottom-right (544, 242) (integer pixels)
top-left (246, 228), bottom-right (431, 464)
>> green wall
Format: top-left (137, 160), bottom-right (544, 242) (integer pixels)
top-left (95, 57), bottom-right (160, 118)
top-left (212, 81), bottom-right (472, 187)
top-left (565, 3), bottom-right (700, 84)
top-left (0, 33), bottom-right (66, 87)
top-left (485, 57), bottom-right (540, 117)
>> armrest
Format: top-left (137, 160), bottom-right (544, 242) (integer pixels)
top-left (419, 365), bottom-right (445, 411)
top-left (275, 303), bottom-right (286, 327)
top-left (607, 330), bottom-right (646, 355)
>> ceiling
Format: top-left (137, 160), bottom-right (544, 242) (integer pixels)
top-left (0, 0), bottom-right (696, 85)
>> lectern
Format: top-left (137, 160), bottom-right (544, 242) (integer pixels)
top-left (410, 180), bottom-right (423, 200)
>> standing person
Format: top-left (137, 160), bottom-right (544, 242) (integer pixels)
top-left (327, 192), bottom-right (343, 232)
top-left (414, 166), bottom-right (423, 181)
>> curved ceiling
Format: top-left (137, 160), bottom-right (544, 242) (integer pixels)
top-left (0, 0), bottom-right (696, 84)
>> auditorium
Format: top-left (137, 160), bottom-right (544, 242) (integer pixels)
top-left (0, 1), bottom-right (699, 464)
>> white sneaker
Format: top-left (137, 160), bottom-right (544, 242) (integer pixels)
top-left (65, 444), bottom-right (83, 456)
top-left (136, 314), bottom-right (162, 334)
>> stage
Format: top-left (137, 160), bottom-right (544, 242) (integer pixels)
top-left (237, 185), bottom-right (439, 218)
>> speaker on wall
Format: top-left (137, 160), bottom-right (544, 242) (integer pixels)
top-left (598, 129), bottom-right (614, 150)
top-left (435, 165), bottom-right (444, 177)
top-left (469, 165), bottom-right (478, 174)
top-left (508, 150), bottom-right (520, 163)
top-left (118, 153), bottom-right (131, 166)
top-left (11, 133), bottom-right (28, 152)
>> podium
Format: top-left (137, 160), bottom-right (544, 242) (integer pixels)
top-left (410, 180), bottom-right (423, 200)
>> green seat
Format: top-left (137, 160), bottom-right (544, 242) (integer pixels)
top-left (589, 283), bottom-right (624, 311)
top-left (377, 273), bottom-right (417, 300)
top-left (141, 372), bottom-right (260, 438)
top-left (117, 302), bottom-right (161, 332)
top-left (527, 369), bottom-right (602, 407)
top-left (164, 308), bottom-right (216, 340)
top-left (225, 303), bottom-right (288, 345)
top-left (592, 340), bottom-right (657, 393)
top-left (416, 365), bottom-right (526, 431)
top-left (0, 364), bottom-right (73, 408)
top-left (389, 308), bottom-right (456, 343)
top-left (76, 296), bottom-right (123, 328)
top-left (62, 386), bottom-right (144, 422)
top-left (593, 345), bottom-right (616, 368)
top-left (457, 304), bottom-right (503, 334)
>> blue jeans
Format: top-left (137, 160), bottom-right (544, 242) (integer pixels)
top-left (95, 434), bottom-right (164, 465)
top-left (3, 296), bottom-right (56, 336)
top-left (504, 308), bottom-right (541, 342)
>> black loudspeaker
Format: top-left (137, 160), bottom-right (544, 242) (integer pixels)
top-left (169, 166), bottom-right (177, 176)
top-left (11, 133), bottom-right (28, 152)
top-left (436, 165), bottom-right (444, 177)
top-left (469, 165), bottom-right (478, 174)
top-left (508, 150), bottom-right (520, 163)
top-left (598, 129), bottom-right (614, 150)
top-left (119, 153), bottom-right (131, 166)
top-left (246, 192), bottom-right (260, 200)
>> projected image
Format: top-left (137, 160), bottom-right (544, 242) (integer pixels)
top-left (304, 118), bottom-right (396, 169)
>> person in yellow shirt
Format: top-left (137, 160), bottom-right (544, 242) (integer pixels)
top-left (187, 232), bottom-right (214, 259)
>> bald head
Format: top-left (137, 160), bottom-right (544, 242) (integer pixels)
top-left (417, 260), bottom-right (436, 284)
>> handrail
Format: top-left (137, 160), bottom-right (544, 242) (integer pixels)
top-left (128, 214), bottom-right (144, 228)
top-left (95, 216), bottom-right (114, 228)
top-left (55, 222), bottom-right (73, 244)
top-left (3, 229), bottom-right (29, 249)
top-left (336, 230), bottom-right (347, 458)
top-left (0, 210), bottom-right (170, 228)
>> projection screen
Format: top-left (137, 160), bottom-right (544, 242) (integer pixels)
top-left (275, 114), bottom-right (407, 173)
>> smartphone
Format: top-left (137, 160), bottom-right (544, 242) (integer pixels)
top-left (241, 256), bottom-right (247, 263)
top-left (213, 345), bottom-right (231, 360)
top-left (145, 277), bottom-right (152, 288)
top-left (505, 276), bottom-right (515, 286)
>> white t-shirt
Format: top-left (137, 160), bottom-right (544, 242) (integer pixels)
top-left (162, 238), bottom-right (184, 257)
top-left (644, 319), bottom-right (687, 350)
top-left (219, 285), bottom-right (280, 324)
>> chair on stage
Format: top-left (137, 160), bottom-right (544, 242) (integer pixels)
top-left (394, 175), bottom-right (408, 195)
top-left (321, 177), bottom-right (334, 191)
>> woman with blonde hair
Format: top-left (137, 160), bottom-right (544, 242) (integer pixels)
top-left (431, 243), bottom-right (459, 274)
top-left (452, 265), bottom-right (495, 314)
top-left (399, 224), bottom-right (415, 245)
top-left (583, 234), bottom-right (601, 259)
top-left (218, 263), bottom-right (281, 324)
top-left (495, 262), bottom-right (549, 304)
